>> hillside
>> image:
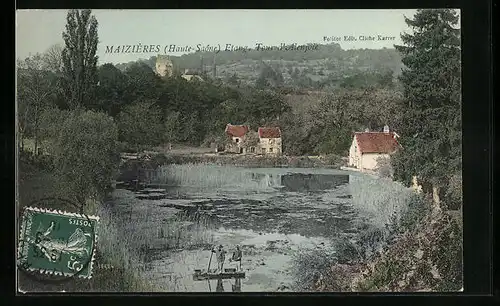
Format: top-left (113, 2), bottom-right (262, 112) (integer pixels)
top-left (114, 43), bottom-right (404, 88)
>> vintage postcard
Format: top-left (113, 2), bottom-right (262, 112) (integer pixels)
top-left (16, 9), bottom-right (462, 293)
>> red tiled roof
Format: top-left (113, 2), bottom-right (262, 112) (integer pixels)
top-left (258, 127), bottom-right (281, 138)
top-left (355, 132), bottom-right (399, 154)
top-left (225, 124), bottom-right (249, 137)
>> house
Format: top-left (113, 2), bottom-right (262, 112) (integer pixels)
top-left (348, 125), bottom-right (400, 171)
top-left (219, 124), bottom-right (282, 155)
top-left (181, 69), bottom-right (204, 82)
top-left (257, 127), bottom-right (282, 155)
top-left (224, 124), bottom-right (249, 153)
top-left (181, 74), bottom-right (204, 82)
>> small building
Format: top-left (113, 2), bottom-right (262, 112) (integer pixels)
top-left (181, 69), bottom-right (204, 82)
top-left (348, 125), bottom-right (400, 171)
top-left (224, 124), bottom-right (249, 154)
top-left (258, 127), bottom-right (282, 155)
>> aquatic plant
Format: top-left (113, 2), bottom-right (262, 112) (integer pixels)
top-left (155, 163), bottom-right (282, 191)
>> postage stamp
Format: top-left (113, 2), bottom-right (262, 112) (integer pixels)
top-left (17, 206), bottom-right (99, 279)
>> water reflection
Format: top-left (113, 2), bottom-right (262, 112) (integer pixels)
top-left (216, 278), bottom-right (224, 292)
top-left (281, 173), bottom-right (349, 192)
top-left (248, 172), bottom-right (350, 192)
top-left (208, 278), bottom-right (242, 292)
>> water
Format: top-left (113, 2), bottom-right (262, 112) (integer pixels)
top-left (107, 165), bottom-right (413, 292)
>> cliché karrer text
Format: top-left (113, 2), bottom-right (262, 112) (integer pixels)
top-left (323, 35), bottom-right (396, 42)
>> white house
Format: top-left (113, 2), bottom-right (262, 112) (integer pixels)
top-left (257, 127), bottom-right (282, 155)
top-left (348, 125), bottom-right (400, 171)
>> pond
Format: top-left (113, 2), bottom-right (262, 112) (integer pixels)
top-left (106, 164), bottom-right (409, 292)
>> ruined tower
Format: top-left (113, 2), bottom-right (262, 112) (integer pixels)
top-left (155, 55), bottom-right (173, 77)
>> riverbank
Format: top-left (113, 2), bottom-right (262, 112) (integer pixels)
top-left (123, 152), bottom-right (344, 169)
top-left (17, 153), bottom-right (158, 292)
top-left (297, 174), bottom-right (463, 292)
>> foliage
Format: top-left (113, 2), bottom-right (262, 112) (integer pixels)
top-left (354, 210), bottom-right (462, 292)
top-left (396, 193), bottom-right (430, 233)
top-left (375, 156), bottom-right (394, 178)
top-left (17, 54), bottom-right (60, 152)
top-left (256, 64), bottom-right (284, 88)
top-left (94, 63), bottom-right (129, 116)
top-left (280, 89), bottom-right (403, 156)
top-left (241, 130), bottom-right (259, 149)
top-left (52, 110), bottom-right (120, 210)
top-left (444, 172), bottom-right (462, 210)
top-left (392, 9), bottom-right (461, 198)
top-left (42, 44), bottom-right (64, 74)
top-left (61, 9), bottom-right (99, 110)
top-left (117, 101), bottom-right (165, 147)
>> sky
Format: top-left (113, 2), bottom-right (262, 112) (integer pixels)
top-left (15, 9), bottom-right (426, 65)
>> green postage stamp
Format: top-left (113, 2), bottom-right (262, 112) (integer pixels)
top-left (17, 206), bottom-right (99, 279)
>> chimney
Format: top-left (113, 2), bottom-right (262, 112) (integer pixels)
top-left (184, 69), bottom-right (189, 74)
top-left (383, 125), bottom-right (390, 133)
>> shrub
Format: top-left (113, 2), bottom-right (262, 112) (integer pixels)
top-left (375, 156), bottom-right (394, 178)
top-left (398, 193), bottom-right (431, 234)
top-left (444, 172), bottom-right (462, 210)
top-left (52, 110), bottom-right (120, 210)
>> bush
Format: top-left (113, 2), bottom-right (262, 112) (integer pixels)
top-left (444, 172), bottom-right (462, 210)
top-left (52, 110), bottom-right (120, 208)
top-left (291, 238), bottom-right (365, 291)
top-left (398, 193), bottom-right (431, 234)
top-left (375, 156), bottom-right (394, 178)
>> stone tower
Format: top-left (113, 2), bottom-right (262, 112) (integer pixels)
top-left (155, 55), bottom-right (173, 77)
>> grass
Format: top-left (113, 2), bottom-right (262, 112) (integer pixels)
top-left (16, 151), bottom-right (160, 292)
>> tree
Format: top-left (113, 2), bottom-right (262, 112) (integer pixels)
top-left (124, 62), bottom-right (163, 104)
top-left (392, 9), bottom-right (461, 207)
top-left (43, 44), bottom-right (64, 74)
top-left (61, 9), bottom-right (99, 110)
top-left (241, 131), bottom-right (259, 151)
top-left (255, 74), bottom-right (269, 89)
top-left (164, 111), bottom-right (181, 144)
top-left (17, 54), bottom-right (58, 154)
top-left (117, 101), bottom-right (165, 148)
top-left (95, 63), bottom-right (129, 116)
top-left (228, 73), bottom-right (240, 85)
top-left (52, 110), bottom-right (120, 212)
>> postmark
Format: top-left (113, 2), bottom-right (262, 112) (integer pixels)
top-left (17, 200), bottom-right (99, 280)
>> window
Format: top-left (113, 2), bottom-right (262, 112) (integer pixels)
top-left (235, 138), bottom-right (239, 143)
top-left (269, 148), bottom-right (273, 153)
top-left (250, 147), bottom-right (255, 153)
top-left (262, 148), bottom-right (266, 154)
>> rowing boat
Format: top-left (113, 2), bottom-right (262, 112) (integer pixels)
top-left (193, 268), bottom-right (245, 280)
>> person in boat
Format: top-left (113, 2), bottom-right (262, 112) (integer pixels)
top-left (229, 245), bottom-right (242, 271)
top-left (212, 245), bottom-right (226, 273)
